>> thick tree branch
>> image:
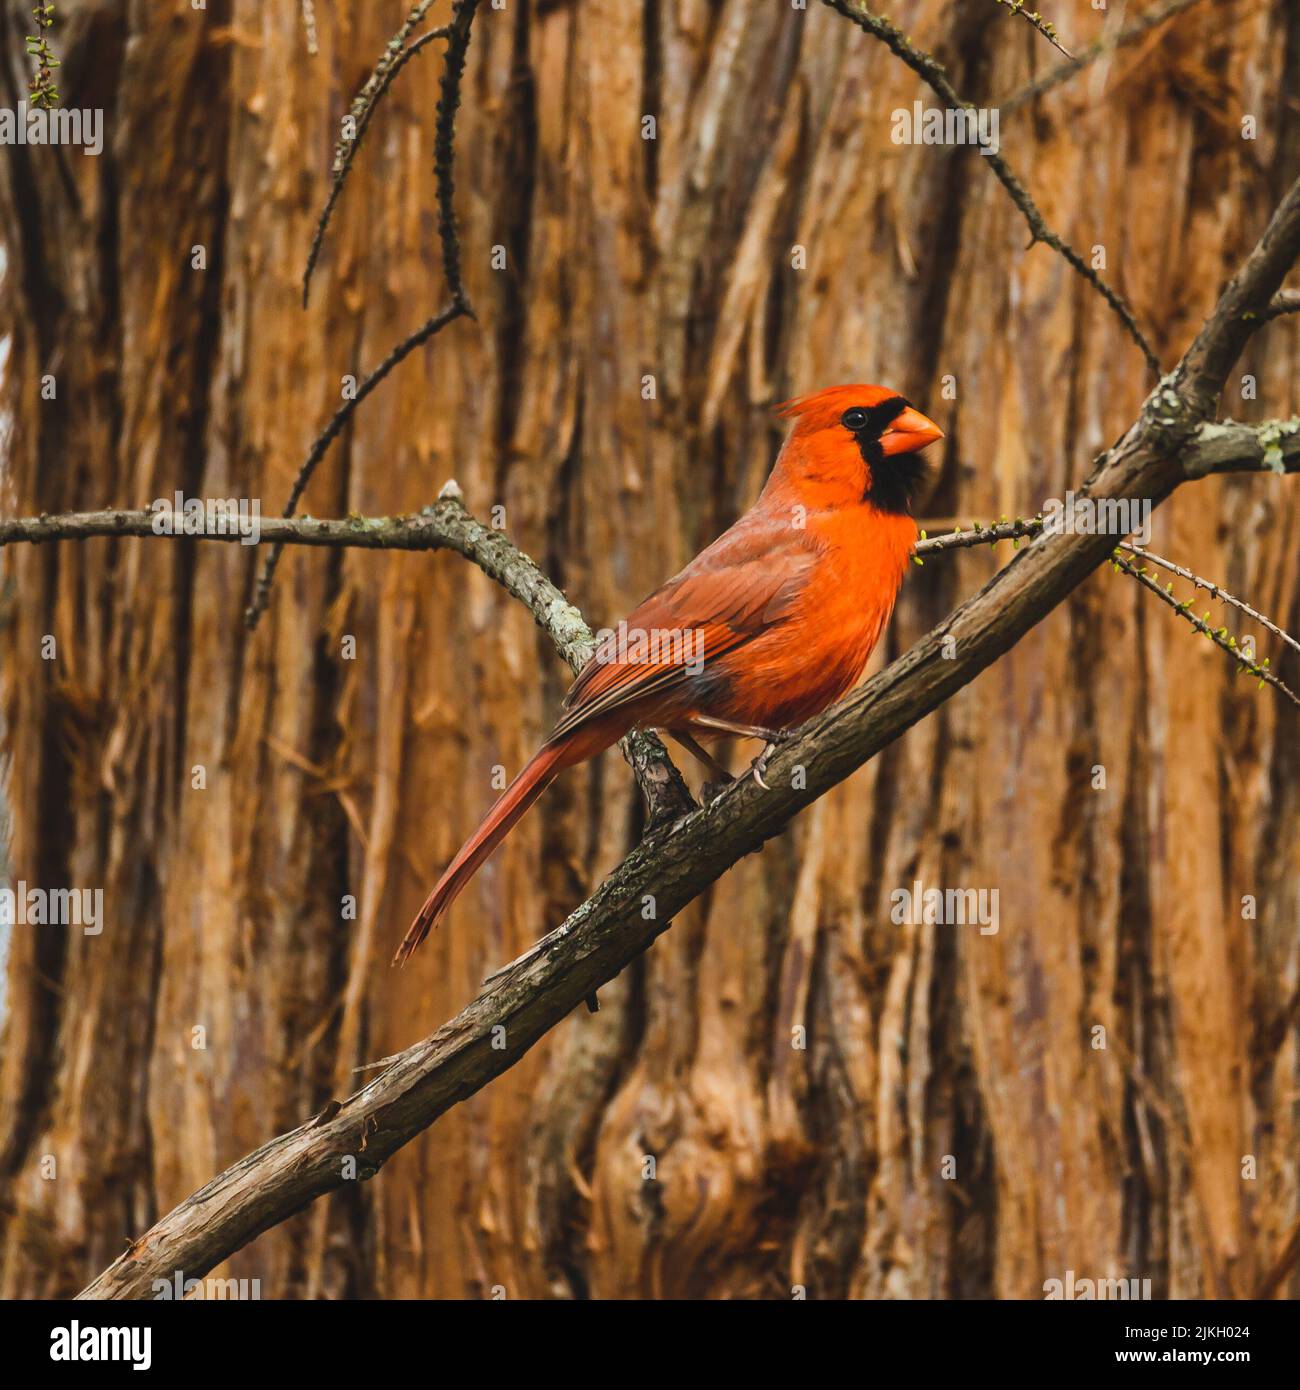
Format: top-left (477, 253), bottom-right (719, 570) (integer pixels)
top-left (1176, 178), bottom-right (1300, 415)
top-left (1180, 418), bottom-right (1300, 477)
top-left (72, 175), bottom-right (1300, 1300)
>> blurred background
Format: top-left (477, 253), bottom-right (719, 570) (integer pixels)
top-left (0, 0), bottom-right (1297, 1299)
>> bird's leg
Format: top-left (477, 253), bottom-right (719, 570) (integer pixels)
top-left (668, 729), bottom-right (735, 802)
top-left (669, 730), bottom-right (732, 781)
top-left (683, 716), bottom-right (793, 790)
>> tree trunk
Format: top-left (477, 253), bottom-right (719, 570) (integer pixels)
top-left (0, 0), bottom-right (1296, 1299)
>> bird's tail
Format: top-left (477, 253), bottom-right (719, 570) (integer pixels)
top-left (394, 731), bottom-right (597, 965)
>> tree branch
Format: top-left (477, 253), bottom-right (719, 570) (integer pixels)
top-left (1120, 543), bottom-right (1300, 660)
top-left (992, 1), bottom-right (1071, 60)
top-left (1175, 178), bottom-right (1300, 415)
top-left (301, 5), bottom-right (450, 306)
top-left (1000, 0), bottom-right (1207, 114)
top-left (1258, 288), bottom-right (1300, 321)
top-left (3, 417), bottom-right (1293, 560)
top-left (821, 0), bottom-right (1161, 375)
top-left (247, 0), bottom-right (482, 631)
top-left (1179, 417), bottom-right (1300, 477)
top-left (1109, 553), bottom-right (1299, 707)
top-left (73, 174), bottom-right (1300, 1300)
top-left (5, 481), bottom-right (694, 830)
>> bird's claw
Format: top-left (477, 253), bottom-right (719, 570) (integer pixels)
top-left (750, 730), bottom-right (790, 790)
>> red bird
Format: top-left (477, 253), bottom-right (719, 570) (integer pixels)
top-left (395, 384), bottom-right (943, 963)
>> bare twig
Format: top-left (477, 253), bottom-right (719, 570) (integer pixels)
top-left (432, 0), bottom-right (477, 316)
top-left (301, 21), bottom-right (449, 304)
top-left (822, 0), bottom-right (1162, 376)
top-left (1001, 0), bottom-right (1207, 114)
top-left (913, 516), bottom-right (1044, 558)
top-left (3, 487), bottom-right (696, 822)
top-left (1110, 552), bottom-right (1299, 707)
top-left (243, 302), bottom-right (471, 629)
top-left (1119, 544), bottom-right (1300, 659)
top-left (251, 0), bottom-right (482, 632)
top-left (992, 1), bottom-right (1071, 60)
top-left (917, 522), bottom-right (1299, 699)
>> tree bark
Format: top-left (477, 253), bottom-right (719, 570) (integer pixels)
top-left (1, 0), bottom-right (1297, 1300)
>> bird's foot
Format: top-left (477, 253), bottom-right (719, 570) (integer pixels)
top-left (750, 728), bottom-right (793, 789)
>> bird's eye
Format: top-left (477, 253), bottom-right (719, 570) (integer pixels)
top-left (841, 408), bottom-right (870, 431)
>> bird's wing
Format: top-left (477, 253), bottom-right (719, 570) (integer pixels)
top-left (552, 519), bottom-right (818, 739)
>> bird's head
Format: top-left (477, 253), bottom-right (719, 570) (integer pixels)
top-left (772, 384), bottom-right (944, 514)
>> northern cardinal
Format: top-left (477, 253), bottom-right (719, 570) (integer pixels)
top-left (395, 384), bottom-right (942, 964)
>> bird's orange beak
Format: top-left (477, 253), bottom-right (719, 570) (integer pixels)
top-left (880, 405), bottom-right (944, 457)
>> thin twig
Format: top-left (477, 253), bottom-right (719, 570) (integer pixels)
top-left (250, 0), bottom-right (482, 632)
top-left (243, 302), bottom-right (469, 628)
top-left (1119, 543), bottom-right (1300, 659)
top-left (914, 516), bottom-right (1045, 558)
top-left (432, 0), bottom-right (478, 312)
top-left (821, 0), bottom-right (1161, 376)
top-left (1000, 0), bottom-right (1207, 115)
top-left (1110, 552), bottom-right (1299, 707)
top-left (301, 22), bottom-right (450, 306)
top-left (992, 1), bottom-right (1071, 59)
top-left (917, 523), bottom-right (1298, 705)
top-left (25, 2), bottom-right (61, 109)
